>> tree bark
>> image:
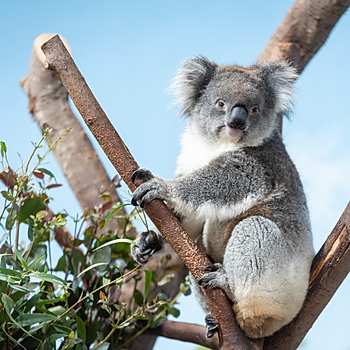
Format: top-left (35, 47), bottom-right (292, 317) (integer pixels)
top-left (145, 320), bottom-right (220, 350)
top-left (258, 0), bottom-right (350, 70)
top-left (41, 34), bottom-right (254, 350)
top-left (20, 33), bottom-right (134, 235)
top-left (257, 0), bottom-right (350, 133)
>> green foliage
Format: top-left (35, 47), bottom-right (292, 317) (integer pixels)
top-left (0, 130), bottom-right (191, 349)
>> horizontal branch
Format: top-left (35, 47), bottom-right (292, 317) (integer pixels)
top-left (145, 321), bottom-right (219, 349)
top-left (41, 34), bottom-right (255, 350)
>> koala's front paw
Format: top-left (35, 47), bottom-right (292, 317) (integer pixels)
top-left (131, 230), bottom-right (163, 265)
top-left (131, 168), bottom-right (168, 208)
top-left (198, 263), bottom-right (228, 290)
top-left (205, 314), bottom-right (219, 338)
top-left (131, 168), bottom-right (154, 183)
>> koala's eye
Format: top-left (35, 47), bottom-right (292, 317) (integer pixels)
top-left (251, 106), bottom-right (259, 114)
top-left (216, 100), bottom-right (226, 110)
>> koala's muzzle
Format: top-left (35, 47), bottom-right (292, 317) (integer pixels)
top-left (228, 106), bottom-right (248, 130)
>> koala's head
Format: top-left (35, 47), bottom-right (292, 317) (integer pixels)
top-left (170, 56), bottom-right (298, 147)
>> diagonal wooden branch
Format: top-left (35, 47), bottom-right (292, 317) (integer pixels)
top-left (257, 0), bottom-right (350, 133)
top-left (21, 33), bottom-right (188, 350)
top-left (258, 0), bottom-right (350, 70)
top-left (20, 33), bottom-right (135, 236)
top-left (41, 35), bottom-right (254, 350)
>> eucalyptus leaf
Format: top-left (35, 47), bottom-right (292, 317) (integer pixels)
top-left (0, 141), bottom-right (7, 157)
top-left (17, 197), bottom-right (46, 223)
top-left (104, 203), bottom-right (130, 228)
top-left (143, 270), bottom-right (152, 303)
top-left (1, 190), bottom-right (13, 201)
top-left (33, 272), bottom-right (67, 286)
top-left (77, 263), bottom-right (108, 278)
top-left (76, 315), bottom-right (86, 343)
top-left (46, 333), bottom-right (65, 346)
top-left (37, 167), bottom-right (56, 182)
top-left (133, 289), bottom-right (143, 306)
top-left (2, 324), bottom-right (26, 350)
top-left (15, 313), bottom-right (58, 326)
top-left (2, 294), bottom-right (14, 316)
top-left (14, 248), bottom-right (29, 270)
top-left (93, 238), bottom-right (136, 252)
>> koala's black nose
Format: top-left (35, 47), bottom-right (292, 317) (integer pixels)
top-left (228, 106), bottom-right (248, 130)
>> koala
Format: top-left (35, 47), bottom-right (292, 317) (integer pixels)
top-left (131, 57), bottom-right (315, 339)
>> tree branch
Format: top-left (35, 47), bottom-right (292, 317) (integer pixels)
top-left (145, 320), bottom-right (220, 350)
top-left (20, 33), bottom-right (135, 235)
top-left (40, 34), bottom-right (255, 350)
top-left (21, 33), bottom-right (188, 350)
top-left (258, 0), bottom-right (350, 133)
top-left (258, 0), bottom-right (350, 70)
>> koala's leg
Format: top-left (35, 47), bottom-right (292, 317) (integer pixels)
top-left (224, 216), bottom-right (311, 338)
top-left (189, 272), bottom-right (220, 338)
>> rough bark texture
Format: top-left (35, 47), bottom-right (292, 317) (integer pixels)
top-left (258, 0), bottom-right (350, 69)
top-left (144, 321), bottom-right (264, 350)
top-left (145, 320), bottom-right (220, 349)
top-left (258, 0), bottom-right (350, 132)
top-left (20, 34), bottom-right (133, 235)
top-left (41, 35), bottom-right (253, 350)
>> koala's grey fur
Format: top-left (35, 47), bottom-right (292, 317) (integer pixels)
top-left (131, 57), bottom-right (314, 339)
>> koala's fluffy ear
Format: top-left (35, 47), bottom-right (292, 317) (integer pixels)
top-left (169, 56), bottom-right (218, 117)
top-left (253, 61), bottom-right (298, 116)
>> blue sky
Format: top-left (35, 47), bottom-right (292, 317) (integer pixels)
top-left (0, 1), bottom-right (350, 349)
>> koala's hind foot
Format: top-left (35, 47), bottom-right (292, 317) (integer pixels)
top-left (205, 314), bottom-right (219, 338)
top-left (198, 263), bottom-right (235, 300)
top-left (131, 230), bottom-right (164, 265)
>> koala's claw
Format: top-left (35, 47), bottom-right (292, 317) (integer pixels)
top-left (198, 263), bottom-right (227, 289)
top-left (131, 168), bottom-right (154, 184)
top-left (202, 264), bottom-right (220, 272)
top-left (131, 184), bottom-right (156, 207)
top-left (131, 169), bottom-right (168, 207)
top-left (205, 314), bottom-right (219, 338)
top-left (131, 230), bottom-right (162, 265)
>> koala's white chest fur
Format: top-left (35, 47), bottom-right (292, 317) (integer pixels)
top-left (175, 124), bottom-right (240, 177)
top-left (172, 123), bottom-right (261, 243)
